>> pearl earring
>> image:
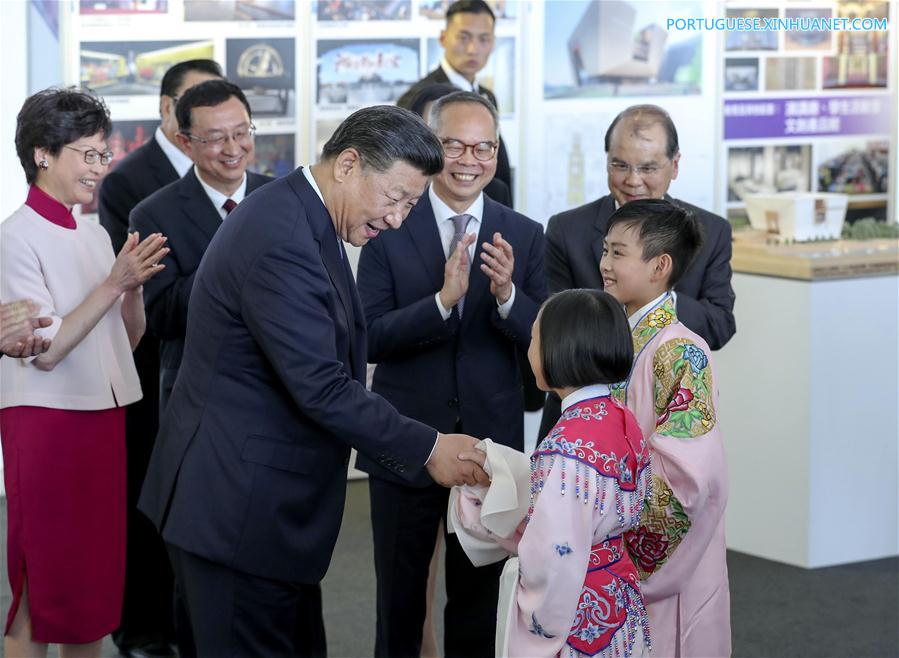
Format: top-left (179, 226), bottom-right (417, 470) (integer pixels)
top-left (38, 159), bottom-right (49, 169)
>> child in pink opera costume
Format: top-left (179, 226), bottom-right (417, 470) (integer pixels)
top-left (601, 198), bottom-right (731, 657)
top-left (452, 288), bottom-right (652, 657)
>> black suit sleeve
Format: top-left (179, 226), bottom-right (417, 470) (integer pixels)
top-left (130, 203), bottom-right (196, 341)
top-left (489, 225), bottom-right (547, 351)
top-left (99, 168), bottom-right (141, 253)
top-left (357, 236), bottom-right (456, 363)
top-left (544, 214), bottom-right (575, 294)
top-left (240, 239), bottom-right (435, 475)
top-left (676, 219), bottom-right (736, 350)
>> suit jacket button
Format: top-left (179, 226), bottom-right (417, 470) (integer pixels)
top-left (448, 397), bottom-right (459, 408)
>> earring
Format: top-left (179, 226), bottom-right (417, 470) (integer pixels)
top-left (38, 159), bottom-right (48, 170)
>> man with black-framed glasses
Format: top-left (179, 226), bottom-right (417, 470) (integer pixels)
top-left (539, 104), bottom-right (736, 439)
top-left (357, 91), bottom-right (547, 658)
top-left (96, 58), bottom-right (222, 658)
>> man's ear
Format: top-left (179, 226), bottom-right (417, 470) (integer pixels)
top-left (332, 148), bottom-right (361, 182)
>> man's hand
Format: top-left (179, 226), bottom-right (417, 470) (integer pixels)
top-left (439, 233), bottom-right (477, 311)
top-left (426, 432), bottom-right (489, 487)
top-left (0, 299), bottom-right (53, 358)
top-left (480, 232), bottom-right (514, 304)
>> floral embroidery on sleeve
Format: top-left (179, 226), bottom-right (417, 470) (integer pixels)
top-left (652, 338), bottom-right (717, 438)
top-left (625, 475), bottom-right (691, 579)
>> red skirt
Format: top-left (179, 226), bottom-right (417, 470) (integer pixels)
top-left (1, 406), bottom-right (126, 643)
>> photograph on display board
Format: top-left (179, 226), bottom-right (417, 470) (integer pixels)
top-left (816, 139), bottom-right (889, 195)
top-left (543, 0), bottom-right (702, 99)
top-left (82, 119), bottom-right (158, 214)
top-left (724, 58), bottom-right (759, 92)
top-left (725, 9), bottom-right (778, 52)
top-left (765, 57), bottom-right (816, 91)
top-left (784, 8), bottom-right (832, 51)
top-left (316, 120), bottom-right (343, 157)
top-left (80, 40), bottom-right (214, 95)
top-left (419, 0), bottom-right (516, 20)
top-left (226, 38), bottom-right (296, 117)
top-left (251, 133), bottom-right (295, 179)
top-left (184, 0), bottom-right (294, 21)
top-left (80, 0), bottom-right (168, 14)
top-left (426, 36), bottom-right (515, 113)
top-left (822, 0), bottom-right (888, 89)
top-left (316, 38), bottom-right (419, 108)
top-left (316, 0), bottom-right (412, 21)
top-left (727, 144), bottom-right (811, 202)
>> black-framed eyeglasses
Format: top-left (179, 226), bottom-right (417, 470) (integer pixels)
top-left (181, 124), bottom-right (256, 150)
top-left (64, 145), bottom-right (114, 166)
top-left (606, 158), bottom-right (670, 179)
top-left (441, 138), bottom-right (497, 162)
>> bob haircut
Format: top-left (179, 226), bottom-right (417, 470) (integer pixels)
top-left (539, 289), bottom-right (633, 389)
top-left (606, 198), bottom-right (704, 289)
top-left (15, 87), bottom-right (112, 184)
top-left (321, 105), bottom-right (443, 177)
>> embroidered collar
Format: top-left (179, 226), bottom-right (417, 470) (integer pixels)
top-left (631, 292), bottom-right (677, 356)
top-left (26, 185), bottom-right (76, 229)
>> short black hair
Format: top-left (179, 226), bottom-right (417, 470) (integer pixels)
top-left (604, 104), bottom-right (680, 160)
top-left (15, 87), bottom-right (111, 185)
top-left (428, 90), bottom-right (499, 136)
top-left (175, 79), bottom-right (252, 132)
top-left (408, 83), bottom-right (460, 119)
top-left (539, 289), bottom-right (633, 389)
top-left (321, 105), bottom-right (443, 176)
top-left (159, 59), bottom-right (223, 98)
top-left (446, 0), bottom-right (495, 24)
top-left (606, 198), bottom-right (704, 288)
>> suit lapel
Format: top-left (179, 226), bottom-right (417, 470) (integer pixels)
top-left (406, 194), bottom-right (449, 292)
top-left (591, 195), bottom-right (616, 269)
top-left (145, 137), bottom-right (180, 188)
top-left (178, 170), bottom-right (223, 243)
top-left (287, 169), bottom-right (358, 364)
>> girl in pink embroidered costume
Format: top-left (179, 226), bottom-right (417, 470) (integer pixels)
top-left (601, 199), bottom-right (731, 657)
top-left (452, 289), bottom-right (652, 657)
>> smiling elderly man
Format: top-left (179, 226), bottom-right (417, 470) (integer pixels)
top-left (539, 104), bottom-right (736, 439)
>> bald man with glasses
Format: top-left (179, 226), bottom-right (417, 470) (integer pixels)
top-left (538, 104), bottom-right (736, 439)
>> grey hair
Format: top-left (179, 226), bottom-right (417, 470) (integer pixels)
top-left (427, 91), bottom-right (499, 138)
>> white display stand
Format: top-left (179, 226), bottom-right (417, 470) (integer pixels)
top-left (717, 270), bottom-right (898, 568)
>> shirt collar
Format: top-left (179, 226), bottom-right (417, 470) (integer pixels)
top-left (194, 166), bottom-right (247, 215)
top-left (155, 126), bottom-right (193, 177)
top-left (301, 165), bottom-right (327, 206)
top-left (627, 291), bottom-right (674, 330)
top-left (428, 186), bottom-right (484, 226)
top-left (560, 383), bottom-right (612, 412)
top-left (440, 58), bottom-right (479, 92)
top-left (26, 184), bottom-right (76, 229)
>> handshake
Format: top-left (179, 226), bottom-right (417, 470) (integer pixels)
top-left (425, 433), bottom-right (491, 488)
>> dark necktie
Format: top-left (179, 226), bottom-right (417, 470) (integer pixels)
top-left (222, 198), bottom-right (237, 215)
top-left (449, 214), bottom-right (473, 317)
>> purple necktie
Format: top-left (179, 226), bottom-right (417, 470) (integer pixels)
top-left (223, 198), bottom-right (237, 215)
top-left (449, 214), bottom-right (473, 317)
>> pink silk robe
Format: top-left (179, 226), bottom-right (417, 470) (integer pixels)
top-left (455, 390), bottom-right (652, 658)
top-left (615, 293), bottom-right (732, 657)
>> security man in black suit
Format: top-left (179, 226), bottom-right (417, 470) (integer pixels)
top-left (97, 58), bottom-right (222, 658)
top-left (539, 104), bottom-right (736, 439)
top-left (397, 0), bottom-right (513, 197)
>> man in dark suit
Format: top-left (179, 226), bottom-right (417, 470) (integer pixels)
top-left (138, 105), bottom-right (489, 656)
top-left (356, 92), bottom-right (547, 658)
top-left (97, 58), bottom-right (222, 658)
top-left (539, 104), bottom-right (736, 438)
top-left (397, 0), bottom-right (513, 197)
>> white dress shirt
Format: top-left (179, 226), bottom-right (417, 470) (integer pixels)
top-left (195, 167), bottom-right (247, 220)
top-left (440, 58), bottom-right (479, 92)
top-left (154, 126), bottom-right (193, 177)
top-left (429, 187), bottom-right (515, 319)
